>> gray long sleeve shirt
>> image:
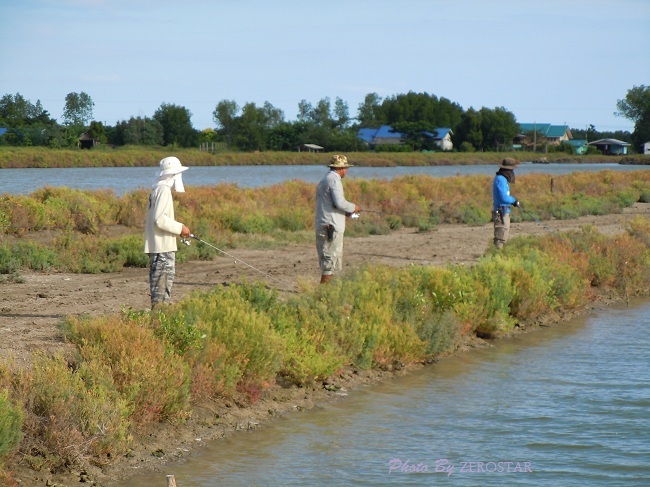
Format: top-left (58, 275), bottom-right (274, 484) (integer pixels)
top-left (314, 170), bottom-right (356, 233)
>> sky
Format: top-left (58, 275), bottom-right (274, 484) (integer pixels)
top-left (1, 0), bottom-right (648, 132)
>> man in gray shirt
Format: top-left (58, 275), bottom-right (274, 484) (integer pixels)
top-left (315, 154), bottom-right (361, 284)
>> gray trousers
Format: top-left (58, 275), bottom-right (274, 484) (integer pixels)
top-left (316, 227), bottom-right (344, 276)
top-left (149, 251), bottom-right (176, 308)
top-left (493, 212), bottom-right (511, 249)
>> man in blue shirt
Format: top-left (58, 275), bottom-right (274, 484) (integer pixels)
top-left (492, 157), bottom-right (521, 249)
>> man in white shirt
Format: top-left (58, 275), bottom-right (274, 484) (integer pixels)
top-left (315, 154), bottom-right (360, 284)
top-left (144, 156), bottom-right (191, 308)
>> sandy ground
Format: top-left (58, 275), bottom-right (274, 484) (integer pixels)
top-left (1, 204), bottom-right (648, 486)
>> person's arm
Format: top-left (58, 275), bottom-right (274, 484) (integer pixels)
top-left (330, 178), bottom-right (357, 214)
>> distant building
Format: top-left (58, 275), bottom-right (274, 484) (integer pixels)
top-left (642, 142), bottom-right (650, 155)
top-left (357, 125), bottom-right (454, 151)
top-left (516, 123), bottom-right (573, 147)
top-left (298, 143), bottom-right (324, 153)
top-left (566, 139), bottom-right (588, 155)
top-left (78, 132), bottom-right (99, 149)
top-left (587, 138), bottom-right (631, 155)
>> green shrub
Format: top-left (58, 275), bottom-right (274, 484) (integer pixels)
top-left (0, 389), bottom-right (23, 458)
top-left (175, 287), bottom-right (285, 400)
top-left (0, 242), bottom-right (58, 273)
top-left (63, 315), bottom-right (192, 425)
top-left (23, 353), bottom-right (131, 468)
top-left (469, 255), bottom-right (517, 337)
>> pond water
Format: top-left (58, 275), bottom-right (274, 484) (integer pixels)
top-left (117, 298), bottom-right (650, 487)
top-left (0, 163), bottom-right (646, 196)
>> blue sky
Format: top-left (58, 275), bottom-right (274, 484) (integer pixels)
top-left (1, 0), bottom-right (648, 132)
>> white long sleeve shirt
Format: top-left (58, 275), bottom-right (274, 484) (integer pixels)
top-left (314, 170), bottom-right (356, 233)
top-left (144, 184), bottom-right (183, 253)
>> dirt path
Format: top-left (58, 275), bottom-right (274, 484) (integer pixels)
top-left (1, 204), bottom-right (647, 369)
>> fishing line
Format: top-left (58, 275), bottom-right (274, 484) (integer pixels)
top-left (183, 234), bottom-right (287, 287)
top-left (517, 206), bottom-right (561, 236)
top-left (362, 209), bottom-right (437, 222)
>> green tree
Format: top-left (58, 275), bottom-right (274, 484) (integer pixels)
top-left (333, 97), bottom-right (350, 129)
top-left (309, 97), bottom-right (333, 127)
top-left (356, 92), bottom-right (384, 127)
top-left (297, 99), bottom-right (312, 122)
top-left (379, 91), bottom-right (463, 130)
top-left (616, 85), bottom-right (650, 150)
top-left (261, 101), bottom-right (284, 129)
top-left (479, 107), bottom-right (518, 151)
top-left (0, 93), bottom-right (54, 127)
top-left (62, 91), bottom-right (94, 126)
top-left (153, 103), bottom-right (198, 147)
top-left (111, 117), bottom-right (164, 146)
top-left (0, 93), bottom-right (59, 146)
top-left (267, 121), bottom-right (310, 151)
top-left (213, 100), bottom-right (239, 146)
top-left (453, 108), bottom-right (483, 151)
top-left (391, 121), bottom-right (438, 151)
top-left (87, 120), bottom-right (108, 144)
top-left (234, 102), bottom-right (269, 151)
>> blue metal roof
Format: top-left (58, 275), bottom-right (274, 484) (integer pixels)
top-left (435, 128), bottom-right (452, 139)
top-left (357, 128), bottom-right (379, 143)
top-left (374, 125), bottom-right (403, 139)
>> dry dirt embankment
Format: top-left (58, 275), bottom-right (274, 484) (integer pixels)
top-left (2, 204), bottom-right (648, 486)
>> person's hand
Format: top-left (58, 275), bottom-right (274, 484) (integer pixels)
top-left (180, 225), bottom-right (191, 238)
top-left (354, 204), bottom-right (361, 213)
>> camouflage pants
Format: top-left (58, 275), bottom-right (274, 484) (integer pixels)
top-left (316, 227), bottom-right (344, 276)
top-left (149, 252), bottom-right (176, 308)
top-left (493, 211), bottom-right (511, 249)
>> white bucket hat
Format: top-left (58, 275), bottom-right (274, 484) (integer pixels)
top-left (159, 156), bottom-right (188, 177)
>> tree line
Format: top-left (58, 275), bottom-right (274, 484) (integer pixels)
top-left (0, 87), bottom-right (647, 153)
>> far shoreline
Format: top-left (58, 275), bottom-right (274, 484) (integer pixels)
top-left (1, 146), bottom-right (648, 170)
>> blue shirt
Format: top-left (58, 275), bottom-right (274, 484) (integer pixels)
top-left (492, 174), bottom-right (517, 213)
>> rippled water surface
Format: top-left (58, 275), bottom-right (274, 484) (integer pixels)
top-left (1, 162), bottom-right (645, 195)
top-left (118, 299), bottom-right (650, 486)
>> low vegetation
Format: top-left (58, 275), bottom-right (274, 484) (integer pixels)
top-left (0, 216), bottom-right (648, 479)
top-left (0, 170), bottom-right (649, 274)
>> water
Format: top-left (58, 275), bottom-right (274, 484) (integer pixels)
top-left (0, 163), bottom-right (646, 196)
top-left (118, 299), bottom-right (650, 486)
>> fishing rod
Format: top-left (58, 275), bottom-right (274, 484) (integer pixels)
top-left (182, 234), bottom-right (286, 286)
